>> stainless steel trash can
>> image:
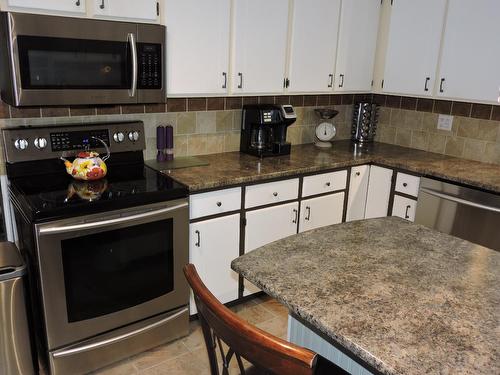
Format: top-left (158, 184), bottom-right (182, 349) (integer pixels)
top-left (0, 242), bottom-right (34, 375)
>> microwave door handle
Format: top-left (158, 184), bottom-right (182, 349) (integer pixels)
top-left (38, 202), bottom-right (188, 235)
top-left (128, 32), bottom-right (138, 98)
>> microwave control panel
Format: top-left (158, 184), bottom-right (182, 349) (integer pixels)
top-left (137, 43), bottom-right (162, 89)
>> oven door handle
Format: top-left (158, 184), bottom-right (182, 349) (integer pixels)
top-left (52, 307), bottom-right (188, 358)
top-left (38, 202), bottom-right (188, 235)
top-left (128, 32), bottom-right (138, 98)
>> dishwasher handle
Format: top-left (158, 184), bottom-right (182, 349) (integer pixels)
top-left (0, 264), bottom-right (26, 281)
top-left (420, 187), bottom-right (500, 214)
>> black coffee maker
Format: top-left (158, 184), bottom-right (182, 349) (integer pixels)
top-left (240, 104), bottom-right (297, 157)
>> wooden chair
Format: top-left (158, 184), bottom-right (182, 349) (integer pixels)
top-left (183, 263), bottom-right (349, 375)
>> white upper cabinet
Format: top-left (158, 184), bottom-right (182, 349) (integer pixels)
top-left (4, 0), bottom-right (86, 14)
top-left (164, 0), bottom-right (230, 96)
top-left (231, 0), bottom-right (289, 94)
top-left (382, 0), bottom-right (447, 96)
top-left (91, 0), bottom-right (159, 22)
top-left (334, 0), bottom-right (380, 92)
top-left (437, 0), bottom-right (500, 103)
top-left (287, 0), bottom-right (341, 93)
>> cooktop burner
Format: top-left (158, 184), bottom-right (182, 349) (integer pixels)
top-left (9, 162), bottom-right (187, 222)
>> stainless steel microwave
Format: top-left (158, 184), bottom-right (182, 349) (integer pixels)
top-left (0, 12), bottom-right (165, 106)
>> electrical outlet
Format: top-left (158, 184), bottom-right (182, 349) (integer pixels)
top-left (437, 114), bottom-right (454, 131)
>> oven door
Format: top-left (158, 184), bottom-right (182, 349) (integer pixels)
top-left (5, 12), bottom-right (139, 106)
top-left (35, 199), bottom-right (188, 350)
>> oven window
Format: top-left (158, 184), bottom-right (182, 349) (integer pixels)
top-left (17, 36), bottom-right (131, 89)
top-left (61, 219), bottom-right (174, 322)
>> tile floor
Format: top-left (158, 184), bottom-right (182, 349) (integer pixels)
top-left (90, 295), bottom-right (289, 375)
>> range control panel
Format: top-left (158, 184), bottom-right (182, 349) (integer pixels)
top-left (137, 43), bottom-right (162, 89)
top-left (2, 121), bottom-right (145, 164)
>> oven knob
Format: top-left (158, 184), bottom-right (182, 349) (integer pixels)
top-left (113, 132), bottom-right (125, 143)
top-left (14, 138), bottom-right (29, 150)
top-left (34, 137), bottom-right (48, 150)
top-left (128, 131), bottom-right (140, 142)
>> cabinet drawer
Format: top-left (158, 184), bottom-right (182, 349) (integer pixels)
top-left (302, 170), bottom-right (347, 197)
top-left (245, 178), bottom-right (299, 209)
top-left (190, 187), bottom-right (241, 219)
top-left (395, 172), bottom-right (420, 197)
top-left (392, 195), bottom-right (417, 222)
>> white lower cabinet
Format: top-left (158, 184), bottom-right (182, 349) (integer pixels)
top-left (346, 165), bottom-right (370, 221)
top-left (365, 166), bottom-right (393, 219)
top-left (189, 214), bottom-right (240, 315)
top-left (391, 195), bottom-right (417, 222)
top-left (299, 193), bottom-right (344, 233)
top-left (244, 202), bottom-right (299, 296)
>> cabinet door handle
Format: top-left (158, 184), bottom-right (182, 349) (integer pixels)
top-left (237, 72), bottom-right (243, 89)
top-left (339, 74), bottom-right (344, 88)
top-left (305, 206), bottom-right (311, 221)
top-left (402, 182), bottom-right (408, 187)
top-left (325, 182), bottom-right (331, 187)
top-left (222, 72), bottom-right (227, 89)
top-left (404, 205), bottom-right (411, 219)
top-left (424, 77), bottom-right (430, 92)
top-left (99, 0), bottom-right (105, 9)
top-left (273, 192), bottom-right (278, 197)
top-left (355, 172), bottom-right (361, 177)
top-left (439, 78), bottom-right (445, 93)
top-left (216, 201), bottom-right (222, 207)
top-left (292, 209), bottom-right (298, 224)
top-left (195, 230), bottom-right (201, 247)
top-left (328, 74), bottom-right (333, 88)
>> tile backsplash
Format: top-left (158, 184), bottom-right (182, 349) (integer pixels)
top-left (0, 93), bottom-right (498, 176)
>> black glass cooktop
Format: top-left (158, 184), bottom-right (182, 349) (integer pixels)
top-left (9, 161), bottom-right (188, 222)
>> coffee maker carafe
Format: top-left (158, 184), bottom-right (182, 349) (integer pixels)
top-left (240, 104), bottom-right (297, 157)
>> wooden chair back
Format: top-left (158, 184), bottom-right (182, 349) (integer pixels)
top-left (183, 263), bottom-right (348, 375)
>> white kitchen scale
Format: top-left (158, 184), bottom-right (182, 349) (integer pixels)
top-left (314, 108), bottom-right (339, 148)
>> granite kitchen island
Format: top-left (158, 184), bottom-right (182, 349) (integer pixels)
top-left (231, 217), bottom-right (499, 375)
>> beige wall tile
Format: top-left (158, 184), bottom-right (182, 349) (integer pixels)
top-left (395, 128), bottom-right (411, 147)
top-left (484, 142), bottom-right (500, 164)
top-left (404, 110), bottom-right (424, 130)
top-left (301, 126), bottom-right (315, 144)
top-left (476, 120), bottom-right (499, 141)
top-left (456, 116), bottom-right (480, 139)
top-left (423, 112), bottom-right (457, 135)
top-left (379, 107), bottom-right (391, 124)
top-left (174, 135), bottom-right (188, 157)
top-left (233, 110), bottom-right (242, 130)
top-left (205, 134), bottom-right (225, 154)
top-left (224, 131), bottom-right (241, 152)
top-left (390, 109), bottom-right (404, 126)
top-left (187, 134), bottom-right (207, 155)
top-left (379, 126), bottom-right (397, 144)
top-left (287, 127), bottom-right (302, 145)
top-left (196, 111), bottom-right (216, 134)
top-left (462, 139), bottom-right (486, 162)
top-left (411, 130), bottom-right (429, 150)
top-left (294, 107), bottom-right (305, 126)
top-left (177, 112), bottom-right (196, 135)
top-left (444, 137), bottom-right (465, 157)
top-left (215, 111), bottom-right (233, 132)
top-left (428, 134), bottom-right (447, 154)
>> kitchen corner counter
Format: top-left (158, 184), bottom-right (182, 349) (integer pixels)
top-left (231, 217), bottom-right (500, 375)
top-left (161, 141), bottom-right (500, 194)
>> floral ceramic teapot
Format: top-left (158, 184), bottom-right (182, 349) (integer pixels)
top-left (61, 137), bottom-right (110, 181)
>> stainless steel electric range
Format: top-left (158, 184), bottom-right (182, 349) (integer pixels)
top-left (3, 121), bottom-right (189, 375)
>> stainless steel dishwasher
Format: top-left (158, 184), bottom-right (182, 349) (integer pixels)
top-left (415, 177), bottom-right (500, 251)
top-left (0, 242), bottom-right (34, 375)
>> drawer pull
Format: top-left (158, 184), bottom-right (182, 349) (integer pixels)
top-left (403, 182), bottom-right (408, 187)
top-left (305, 206), bottom-right (311, 221)
top-left (405, 205), bottom-right (411, 219)
top-left (216, 201), bottom-right (222, 207)
top-left (292, 209), bottom-right (298, 224)
top-left (325, 182), bottom-right (331, 187)
top-left (273, 192), bottom-right (278, 197)
top-left (355, 172), bottom-right (361, 176)
top-left (195, 230), bottom-right (201, 247)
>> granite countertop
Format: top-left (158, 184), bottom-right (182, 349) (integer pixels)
top-left (161, 140), bottom-right (500, 194)
top-left (231, 217), bottom-right (499, 375)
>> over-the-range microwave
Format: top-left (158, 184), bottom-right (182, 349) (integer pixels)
top-left (0, 12), bottom-right (165, 107)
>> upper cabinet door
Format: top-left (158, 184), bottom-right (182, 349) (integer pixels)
top-left (382, 0), bottom-right (446, 96)
top-left (232, 0), bottom-right (289, 94)
top-left (334, 0), bottom-right (380, 92)
top-left (437, 0), bottom-right (500, 103)
top-left (92, 0), bottom-right (159, 22)
top-left (164, 0), bottom-right (230, 96)
top-left (287, 0), bottom-right (341, 93)
top-left (5, 0), bottom-right (86, 14)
